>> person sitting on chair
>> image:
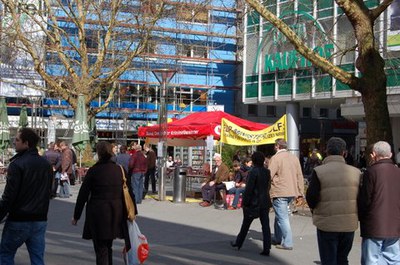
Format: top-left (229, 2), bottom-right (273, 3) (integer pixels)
top-left (227, 160), bottom-right (250, 210)
top-left (199, 153), bottom-right (229, 207)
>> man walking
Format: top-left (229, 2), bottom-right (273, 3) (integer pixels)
top-left (306, 137), bottom-right (361, 264)
top-left (59, 141), bottom-right (74, 198)
top-left (358, 141), bottom-right (400, 265)
top-left (43, 142), bottom-right (61, 198)
top-left (128, 144), bottom-right (147, 204)
top-left (0, 128), bottom-right (53, 264)
top-left (268, 138), bottom-right (304, 250)
top-left (144, 144), bottom-right (157, 195)
top-left (115, 145), bottom-right (131, 172)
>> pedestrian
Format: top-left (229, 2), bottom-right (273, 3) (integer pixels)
top-left (0, 128), bottom-right (53, 264)
top-left (143, 144), bottom-right (157, 195)
top-left (396, 147), bottom-right (400, 167)
top-left (70, 145), bottom-right (78, 185)
top-left (306, 137), bottom-right (361, 265)
top-left (128, 141), bottom-right (137, 156)
top-left (358, 141), bottom-right (400, 265)
top-left (231, 151), bottom-right (272, 256)
top-left (115, 145), bottom-right (131, 173)
top-left (128, 144), bottom-right (147, 203)
top-left (268, 138), bottom-right (304, 250)
top-left (43, 142), bottom-right (62, 198)
top-left (72, 141), bottom-right (137, 265)
top-left (59, 141), bottom-right (74, 198)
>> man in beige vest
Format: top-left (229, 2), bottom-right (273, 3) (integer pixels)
top-left (306, 137), bottom-right (361, 265)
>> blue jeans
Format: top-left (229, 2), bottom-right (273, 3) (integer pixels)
top-left (317, 229), bottom-right (354, 265)
top-left (132, 172), bottom-right (144, 204)
top-left (272, 197), bottom-right (294, 248)
top-left (228, 187), bottom-right (245, 208)
top-left (0, 221), bottom-right (47, 265)
top-left (361, 237), bottom-right (400, 265)
top-left (59, 180), bottom-right (70, 198)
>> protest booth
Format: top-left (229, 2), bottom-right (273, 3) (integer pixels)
top-left (138, 111), bottom-right (288, 200)
top-left (138, 111), bottom-right (268, 146)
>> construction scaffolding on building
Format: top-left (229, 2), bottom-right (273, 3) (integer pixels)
top-left (0, 0), bottom-right (243, 144)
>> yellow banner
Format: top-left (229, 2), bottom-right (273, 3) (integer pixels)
top-left (220, 115), bottom-right (286, 146)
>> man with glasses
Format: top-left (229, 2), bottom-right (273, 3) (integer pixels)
top-left (200, 153), bottom-right (229, 207)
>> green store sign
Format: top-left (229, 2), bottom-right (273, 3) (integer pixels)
top-left (251, 10), bottom-right (333, 74)
top-left (264, 43), bottom-right (334, 71)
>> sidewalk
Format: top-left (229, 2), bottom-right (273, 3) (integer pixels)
top-left (0, 182), bottom-right (362, 265)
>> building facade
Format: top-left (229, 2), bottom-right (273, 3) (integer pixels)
top-left (242, 0), bottom-right (400, 157)
top-left (1, 0), bottom-right (241, 145)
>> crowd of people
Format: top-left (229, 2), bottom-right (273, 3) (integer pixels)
top-left (199, 138), bottom-right (400, 263)
top-left (0, 128), bottom-right (399, 264)
top-left (43, 140), bottom-right (78, 198)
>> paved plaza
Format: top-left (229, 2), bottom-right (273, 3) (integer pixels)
top-left (0, 182), bottom-right (363, 265)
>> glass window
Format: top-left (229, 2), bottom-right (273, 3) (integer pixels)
top-left (266, 105), bottom-right (276, 117)
top-left (248, 104), bottom-right (258, 116)
top-left (303, 107), bottom-right (311, 118)
top-left (317, 0), bottom-right (332, 9)
top-left (320, 108), bottom-right (328, 118)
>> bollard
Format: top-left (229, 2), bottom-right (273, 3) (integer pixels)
top-left (173, 166), bottom-right (187, 203)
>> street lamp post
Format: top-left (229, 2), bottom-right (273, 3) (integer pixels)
top-left (28, 95), bottom-right (43, 133)
top-left (152, 69), bottom-right (176, 201)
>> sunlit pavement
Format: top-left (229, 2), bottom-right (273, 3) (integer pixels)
top-left (0, 182), bottom-right (362, 265)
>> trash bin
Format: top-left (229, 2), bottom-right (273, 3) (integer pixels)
top-left (173, 167), bottom-right (187, 203)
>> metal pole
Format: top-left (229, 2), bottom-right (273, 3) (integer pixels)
top-left (158, 80), bottom-right (167, 201)
top-left (152, 69), bottom-right (176, 201)
top-left (286, 102), bottom-right (300, 157)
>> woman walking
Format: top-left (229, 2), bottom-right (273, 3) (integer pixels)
top-left (231, 151), bottom-right (272, 256)
top-left (72, 141), bottom-right (137, 265)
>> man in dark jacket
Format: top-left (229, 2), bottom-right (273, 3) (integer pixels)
top-left (358, 141), bottom-right (400, 265)
top-left (0, 128), bottom-right (53, 264)
top-left (143, 144), bottom-right (157, 195)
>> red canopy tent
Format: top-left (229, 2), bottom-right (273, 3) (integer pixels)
top-left (138, 111), bottom-right (268, 146)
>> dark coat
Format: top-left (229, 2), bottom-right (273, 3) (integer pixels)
top-left (73, 159), bottom-right (137, 241)
top-left (242, 166), bottom-right (272, 211)
top-left (0, 148), bottom-right (53, 222)
top-left (358, 159), bottom-right (400, 238)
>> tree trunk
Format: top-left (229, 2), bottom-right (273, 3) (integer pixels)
top-left (354, 16), bottom-right (393, 147)
top-left (361, 88), bottom-right (392, 146)
top-left (358, 50), bottom-right (393, 146)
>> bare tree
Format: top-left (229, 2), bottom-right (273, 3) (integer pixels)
top-left (1, 0), bottom-right (169, 117)
top-left (245, 0), bottom-right (396, 145)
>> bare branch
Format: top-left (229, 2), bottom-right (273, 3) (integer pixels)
top-left (246, 0), bottom-right (358, 89)
top-left (370, 0), bottom-right (394, 21)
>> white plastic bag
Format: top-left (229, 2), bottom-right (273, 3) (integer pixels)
top-left (123, 220), bottom-right (149, 265)
top-left (223, 181), bottom-right (236, 190)
top-left (60, 172), bottom-right (69, 181)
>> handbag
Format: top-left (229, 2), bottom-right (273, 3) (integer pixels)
top-left (123, 220), bottom-right (149, 265)
top-left (120, 165), bottom-right (136, 222)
